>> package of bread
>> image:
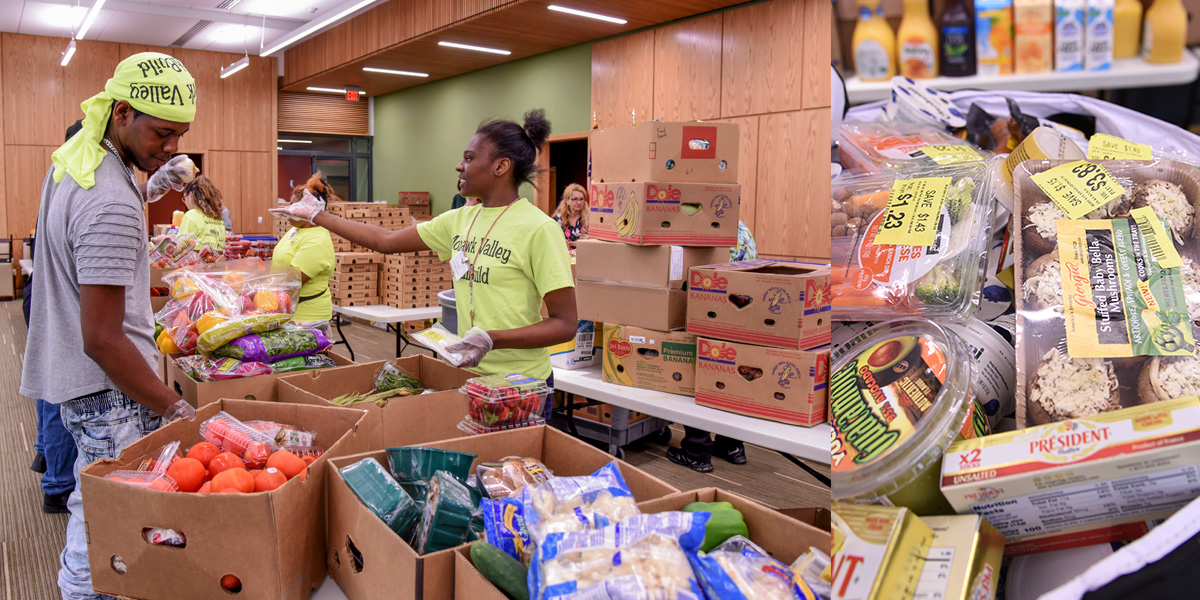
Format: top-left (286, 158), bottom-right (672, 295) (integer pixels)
top-left (475, 456), bottom-right (553, 499)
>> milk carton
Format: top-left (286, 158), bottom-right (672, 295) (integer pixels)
top-left (1085, 0), bottom-right (1115, 71)
top-left (1055, 0), bottom-right (1086, 71)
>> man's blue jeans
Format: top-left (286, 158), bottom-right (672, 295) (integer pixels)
top-left (36, 398), bottom-right (77, 495)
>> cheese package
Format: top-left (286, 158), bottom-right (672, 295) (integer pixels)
top-left (831, 503), bottom-right (934, 600)
top-left (916, 515), bottom-right (1006, 600)
top-left (941, 396), bottom-right (1200, 555)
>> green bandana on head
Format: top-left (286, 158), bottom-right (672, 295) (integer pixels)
top-left (51, 52), bottom-right (197, 189)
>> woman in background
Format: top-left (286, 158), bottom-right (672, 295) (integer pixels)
top-left (177, 175), bottom-right (226, 251)
top-left (552, 183), bottom-right (589, 243)
top-left (272, 174), bottom-right (337, 323)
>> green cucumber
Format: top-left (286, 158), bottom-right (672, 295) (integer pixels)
top-left (471, 542), bottom-right (529, 600)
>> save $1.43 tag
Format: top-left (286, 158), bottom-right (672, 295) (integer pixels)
top-left (1030, 160), bottom-right (1126, 220)
top-left (873, 177), bottom-right (951, 247)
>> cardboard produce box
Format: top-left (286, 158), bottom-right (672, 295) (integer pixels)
top-left (325, 426), bottom-right (679, 600)
top-left (549, 320), bottom-right (600, 370)
top-left (601, 325), bottom-right (697, 395)
top-left (576, 280), bottom-right (687, 331)
top-left (695, 337), bottom-right (829, 427)
top-left (277, 356), bottom-right (476, 447)
top-left (80, 399), bottom-right (371, 600)
top-left (590, 121), bottom-right (740, 184)
top-left (588, 181), bottom-right (741, 246)
top-left (398, 191), bottom-right (430, 206)
top-left (574, 239), bottom-right (729, 288)
top-left (687, 259), bottom-right (832, 350)
top-left (166, 351), bottom-right (354, 408)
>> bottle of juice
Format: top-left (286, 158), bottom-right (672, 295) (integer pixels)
top-left (1112, 0), bottom-right (1142, 58)
top-left (1143, 0), bottom-right (1187, 63)
top-left (1014, 0), bottom-right (1053, 73)
top-left (898, 0), bottom-right (939, 78)
top-left (1055, 0), bottom-right (1086, 70)
top-left (976, 0), bottom-right (1014, 75)
top-left (1085, 0), bottom-right (1114, 71)
top-left (854, 0), bottom-right (897, 81)
top-left (939, 0), bottom-right (977, 76)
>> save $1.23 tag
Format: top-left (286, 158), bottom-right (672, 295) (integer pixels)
top-left (1030, 160), bottom-right (1126, 220)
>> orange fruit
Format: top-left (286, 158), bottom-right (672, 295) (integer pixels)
top-left (301, 455), bottom-right (316, 466)
top-left (218, 487), bottom-right (244, 494)
top-left (248, 469), bottom-right (263, 480)
top-left (266, 450), bottom-right (306, 480)
top-left (208, 452), bottom-right (246, 476)
top-left (166, 457), bottom-right (206, 493)
top-left (211, 468), bottom-right (255, 493)
top-left (242, 442), bottom-right (270, 470)
top-left (187, 442), bottom-right (220, 469)
top-left (254, 468), bottom-right (287, 492)
top-left (298, 467), bottom-right (308, 483)
top-left (198, 481), bottom-right (212, 494)
top-left (221, 574), bottom-right (242, 592)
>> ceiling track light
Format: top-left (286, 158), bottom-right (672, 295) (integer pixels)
top-left (76, 0), bottom-right (107, 40)
top-left (363, 67), bottom-right (428, 77)
top-left (220, 55), bottom-right (250, 78)
top-left (261, 0), bottom-right (382, 57)
top-left (547, 5), bottom-right (627, 24)
top-left (306, 87), bottom-right (348, 94)
top-left (61, 39), bottom-right (77, 67)
top-left (437, 41), bottom-right (510, 55)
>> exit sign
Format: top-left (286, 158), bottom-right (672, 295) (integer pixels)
top-left (345, 86), bottom-right (362, 101)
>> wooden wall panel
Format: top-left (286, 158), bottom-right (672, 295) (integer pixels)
top-left (715, 116), bottom-right (759, 235)
top-left (175, 49), bottom-right (225, 154)
top-left (802, 0), bottom-right (832, 108)
top-left (61, 40), bottom-right (120, 134)
top-left (222, 54), bottom-right (276, 152)
top-left (240, 151), bottom-right (275, 235)
top-left (3, 34), bottom-right (65, 146)
top-left (721, 0), bottom-right (805, 117)
top-left (653, 13), bottom-right (723, 121)
top-left (591, 30), bottom-right (654, 129)
top-left (756, 110), bottom-right (828, 259)
top-left (278, 93), bottom-right (370, 136)
top-left (5, 146), bottom-right (55, 239)
top-left (204, 151), bottom-right (242, 232)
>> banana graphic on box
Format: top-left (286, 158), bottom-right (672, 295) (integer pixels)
top-left (616, 191), bottom-right (640, 238)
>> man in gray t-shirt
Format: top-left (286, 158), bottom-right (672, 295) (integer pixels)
top-left (20, 52), bottom-right (200, 600)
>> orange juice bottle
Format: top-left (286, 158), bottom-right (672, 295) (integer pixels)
top-left (1142, 0), bottom-right (1186, 63)
top-left (1014, 0), bottom-right (1053, 73)
top-left (1112, 0), bottom-right (1142, 58)
top-left (854, 0), bottom-right (897, 81)
top-left (976, 0), bottom-right (1015, 75)
top-left (898, 0), bottom-right (939, 78)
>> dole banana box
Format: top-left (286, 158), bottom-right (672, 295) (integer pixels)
top-left (601, 325), bottom-right (697, 396)
top-left (942, 396), bottom-right (1200, 556)
top-left (589, 121), bottom-right (740, 184)
top-left (687, 260), bottom-right (831, 350)
top-left (695, 337), bottom-right (829, 426)
top-left (588, 181), bottom-right (741, 246)
top-left (832, 503), bottom-right (934, 600)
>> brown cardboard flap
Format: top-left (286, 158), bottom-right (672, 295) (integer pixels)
top-left (167, 351), bottom-right (353, 409)
top-left (576, 281), bottom-right (687, 331)
top-left (574, 239), bottom-right (730, 288)
top-left (454, 547), bottom-right (509, 600)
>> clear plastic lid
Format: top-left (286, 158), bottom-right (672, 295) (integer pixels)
top-left (832, 161), bottom-right (995, 322)
top-left (457, 416), bottom-right (546, 436)
top-left (838, 122), bottom-right (987, 174)
top-left (103, 470), bottom-right (180, 492)
top-left (462, 373), bottom-right (551, 401)
top-left (831, 319), bottom-right (975, 503)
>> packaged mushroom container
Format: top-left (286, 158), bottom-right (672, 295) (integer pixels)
top-left (1012, 159), bottom-right (1200, 428)
top-left (832, 162), bottom-right (996, 322)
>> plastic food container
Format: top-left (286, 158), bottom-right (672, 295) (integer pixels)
top-left (457, 415), bottom-right (546, 436)
top-left (1012, 159), bottom-right (1200, 428)
top-left (415, 471), bottom-right (475, 555)
top-left (199, 411), bottom-right (278, 456)
top-left (831, 319), bottom-right (986, 515)
top-left (944, 318), bottom-right (1017, 429)
top-left (339, 458), bottom-right (420, 541)
top-left (832, 162), bottom-right (996, 322)
top-left (838, 122), bottom-right (986, 174)
top-left (103, 471), bottom-right (180, 492)
top-left (461, 374), bottom-right (550, 428)
top-left (385, 447), bottom-right (478, 484)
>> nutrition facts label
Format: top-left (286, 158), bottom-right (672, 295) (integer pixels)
top-left (970, 465), bottom-right (1200, 539)
top-left (913, 547), bottom-right (955, 600)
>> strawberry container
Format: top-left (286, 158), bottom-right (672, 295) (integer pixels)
top-left (460, 374), bottom-right (551, 428)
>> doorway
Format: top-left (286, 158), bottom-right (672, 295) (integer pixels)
top-left (277, 134), bottom-right (372, 203)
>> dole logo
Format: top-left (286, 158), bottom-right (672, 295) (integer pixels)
top-left (814, 354), bottom-right (828, 384)
top-left (711, 194), bottom-right (733, 218)
top-left (646, 184), bottom-right (681, 203)
top-left (607, 338), bottom-right (633, 358)
top-left (690, 271), bottom-right (728, 293)
top-left (806, 278), bottom-right (830, 310)
top-left (590, 185), bottom-right (615, 212)
top-left (698, 339), bottom-right (737, 362)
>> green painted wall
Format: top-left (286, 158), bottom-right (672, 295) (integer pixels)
top-left (373, 43), bottom-right (592, 213)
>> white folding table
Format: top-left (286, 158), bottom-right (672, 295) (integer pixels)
top-left (330, 304), bottom-right (442, 359)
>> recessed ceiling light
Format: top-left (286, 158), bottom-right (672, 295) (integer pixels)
top-left (437, 41), bottom-right (510, 55)
top-left (277, 139), bottom-right (313, 143)
top-left (363, 67), bottom-right (429, 77)
top-left (306, 87), bottom-right (348, 94)
top-left (547, 5), bottom-right (626, 24)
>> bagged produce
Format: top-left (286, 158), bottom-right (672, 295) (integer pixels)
top-left (475, 456), bottom-right (553, 500)
top-left (270, 354), bottom-right (338, 374)
top-left (521, 462), bottom-right (639, 543)
top-left (214, 326), bottom-right (332, 363)
top-left (692, 536), bottom-right (816, 600)
top-left (174, 356), bottom-right (273, 382)
top-left (374, 359), bottom-right (426, 393)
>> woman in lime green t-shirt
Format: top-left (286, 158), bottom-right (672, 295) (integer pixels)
top-left (272, 175), bottom-right (336, 323)
top-left (178, 175), bottom-right (226, 251)
top-left (270, 110), bottom-right (576, 396)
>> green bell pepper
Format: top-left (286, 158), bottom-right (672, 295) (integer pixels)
top-left (683, 500), bottom-right (749, 552)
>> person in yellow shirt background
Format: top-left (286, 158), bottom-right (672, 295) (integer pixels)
top-left (272, 173), bottom-right (337, 324)
top-left (177, 175), bottom-right (226, 251)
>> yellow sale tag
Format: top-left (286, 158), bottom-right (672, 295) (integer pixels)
top-left (1087, 133), bottom-right (1153, 161)
top-left (918, 145), bottom-right (984, 165)
top-left (1131, 207), bottom-right (1183, 269)
top-left (1031, 161), bottom-right (1127, 220)
top-left (873, 177), bottom-right (951, 247)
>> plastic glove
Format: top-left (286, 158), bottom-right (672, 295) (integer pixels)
top-left (146, 155), bottom-right (198, 203)
top-left (444, 327), bottom-right (493, 369)
top-left (268, 189), bottom-right (323, 225)
top-left (161, 399), bottom-right (196, 423)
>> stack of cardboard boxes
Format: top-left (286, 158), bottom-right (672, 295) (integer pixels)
top-left (383, 251), bottom-right (451, 309)
top-left (398, 192), bottom-right (431, 220)
top-left (326, 202), bottom-right (412, 252)
top-left (331, 252), bottom-right (384, 307)
top-left (576, 121), bottom-right (743, 410)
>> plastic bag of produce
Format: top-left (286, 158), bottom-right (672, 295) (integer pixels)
top-left (373, 359), bottom-right (425, 393)
top-left (522, 462), bottom-right (639, 543)
top-left (270, 354), bottom-right (338, 374)
top-left (198, 312), bottom-right (292, 353)
top-left (174, 355), bottom-right (274, 382)
top-left (529, 512), bottom-right (710, 600)
top-left (409, 323), bottom-right (467, 366)
top-left (214, 326), bottom-right (332, 362)
top-left (692, 535), bottom-right (817, 600)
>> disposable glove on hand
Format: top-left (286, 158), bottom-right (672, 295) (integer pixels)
top-left (161, 399), bottom-right (196, 423)
top-left (444, 327), bottom-right (493, 369)
top-left (146, 155), bottom-right (198, 203)
top-left (268, 189), bottom-right (323, 225)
